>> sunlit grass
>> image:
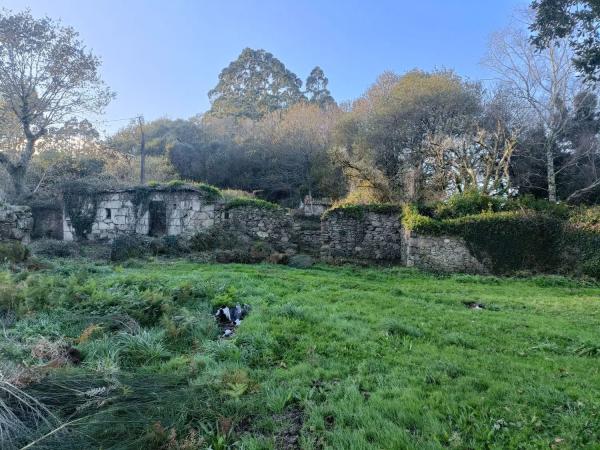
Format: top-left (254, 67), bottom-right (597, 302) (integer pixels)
top-left (1, 260), bottom-right (599, 448)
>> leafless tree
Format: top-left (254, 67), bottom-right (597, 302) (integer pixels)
top-left (484, 12), bottom-right (600, 202)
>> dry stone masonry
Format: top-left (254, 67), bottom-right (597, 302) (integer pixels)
top-left (0, 203), bottom-right (33, 243)
top-left (57, 186), bottom-right (489, 273)
top-left (218, 205), bottom-right (293, 252)
top-left (403, 231), bottom-right (486, 274)
top-left (64, 188), bottom-right (218, 241)
top-left (320, 210), bottom-right (403, 261)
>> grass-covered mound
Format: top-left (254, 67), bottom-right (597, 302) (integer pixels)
top-left (1, 260), bottom-right (600, 448)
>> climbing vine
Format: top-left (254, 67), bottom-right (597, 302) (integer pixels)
top-left (131, 186), bottom-right (154, 220)
top-left (63, 181), bottom-right (98, 239)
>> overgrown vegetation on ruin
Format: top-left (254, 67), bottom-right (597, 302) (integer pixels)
top-left (1, 260), bottom-right (599, 449)
top-left (398, 191), bottom-right (600, 277)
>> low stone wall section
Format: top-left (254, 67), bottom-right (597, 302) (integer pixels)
top-left (218, 205), bottom-right (294, 252)
top-left (403, 230), bottom-right (486, 273)
top-left (291, 215), bottom-right (322, 255)
top-left (0, 204), bottom-right (33, 243)
top-left (320, 211), bottom-right (403, 261)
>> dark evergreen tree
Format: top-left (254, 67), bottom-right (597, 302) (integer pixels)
top-left (305, 66), bottom-right (335, 107)
top-left (207, 48), bottom-right (304, 119)
top-left (531, 0), bottom-right (600, 81)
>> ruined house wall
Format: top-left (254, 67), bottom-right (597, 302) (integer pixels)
top-left (319, 210), bottom-right (486, 272)
top-left (320, 211), bottom-right (403, 261)
top-left (32, 206), bottom-right (63, 240)
top-left (64, 190), bottom-right (219, 241)
top-left (0, 204), bottom-right (33, 243)
top-left (57, 187), bottom-right (491, 274)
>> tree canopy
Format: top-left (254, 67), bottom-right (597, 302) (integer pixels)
top-left (531, 0), bottom-right (600, 81)
top-left (305, 66), bottom-right (335, 108)
top-left (0, 9), bottom-right (113, 199)
top-left (207, 48), bottom-right (305, 120)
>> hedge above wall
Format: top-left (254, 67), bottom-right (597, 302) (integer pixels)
top-left (402, 206), bottom-right (600, 276)
top-left (224, 198), bottom-right (281, 211)
top-left (322, 203), bottom-right (401, 219)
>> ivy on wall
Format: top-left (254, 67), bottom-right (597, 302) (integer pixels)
top-left (63, 182), bottom-right (98, 240)
top-left (401, 204), bottom-right (590, 276)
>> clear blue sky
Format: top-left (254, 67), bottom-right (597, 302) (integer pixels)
top-left (3, 0), bottom-right (527, 133)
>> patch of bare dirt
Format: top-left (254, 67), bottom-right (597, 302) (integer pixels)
top-left (274, 406), bottom-right (304, 450)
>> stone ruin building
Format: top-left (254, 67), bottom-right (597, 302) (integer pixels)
top-left (0, 184), bottom-right (487, 274)
top-left (62, 186), bottom-right (219, 241)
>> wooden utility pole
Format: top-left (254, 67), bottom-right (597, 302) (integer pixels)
top-left (137, 115), bottom-right (146, 184)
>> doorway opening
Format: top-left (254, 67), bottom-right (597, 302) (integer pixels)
top-left (148, 201), bottom-right (167, 236)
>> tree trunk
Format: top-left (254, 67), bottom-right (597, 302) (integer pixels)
top-left (10, 165), bottom-right (26, 199)
top-left (8, 137), bottom-right (36, 201)
top-left (545, 141), bottom-right (557, 202)
top-left (138, 116), bottom-right (146, 185)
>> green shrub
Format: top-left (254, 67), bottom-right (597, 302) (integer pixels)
top-left (569, 205), bottom-right (600, 232)
top-left (191, 182), bottom-right (222, 200)
top-left (456, 212), bottom-right (563, 274)
top-left (30, 239), bottom-right (80, 258)
top-left (432, 189), bottom-right (503, 219)
top-left (402, 204), bottom-right (443, 234)
top-left (403, 207), bottom-right (564, 274)
top-left (0, 272), bottom-right (21, 312)
top-left (288, 254), bottom-right (314, 269)
top-left (581, 257), bottom-right (600, 279)
top-left (249, 240), bottom-right (272, 262)
top-left (561, 227), bottom-right (600, 279)
top-left (323, 203), bottom-right (400, 219)
top-left (224, 197), bottom-right (280, 211)
top-left (110, 235), bottom-right (150, 262)
top-left (149, 235), bottom-right (189, 256)
top-left (506, 194), bottom-right (572, 219)
top-left (190, 226), bottom-right (240, 252)
top-left (165, 179), bottom-right (185, 188)
top-left (214, 249), bottom-right (252, 264)
top-left (0, 241), bottom-right (29, 263)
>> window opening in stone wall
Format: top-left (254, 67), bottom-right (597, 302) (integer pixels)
top-left (105, 208), bottom-right (111, 219)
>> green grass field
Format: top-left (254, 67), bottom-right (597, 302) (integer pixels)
top-left (2, 260), bottom-right (600, 449)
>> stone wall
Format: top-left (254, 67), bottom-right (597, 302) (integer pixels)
top-left (218, 205), bottom-right (294, 252)
top-left (32, 206), bottom-right (63, 240)
top-left (291, 215), bottom-right (322, 255)
top-left (56, 186), bottom-right (492, 274)
top-left (0, 204), bottom-right (33, 243)
top-left (403, 230), bottom-right (486, 274)
top-left (64, 189), bottom-right (219, 241)
top-left (320, 211), bottom-right (403, 261)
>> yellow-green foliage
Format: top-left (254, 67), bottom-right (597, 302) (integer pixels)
top-left (569, 205), bottom-right (600, 232)
top-left (224, 197), bottom-right (280, 211)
